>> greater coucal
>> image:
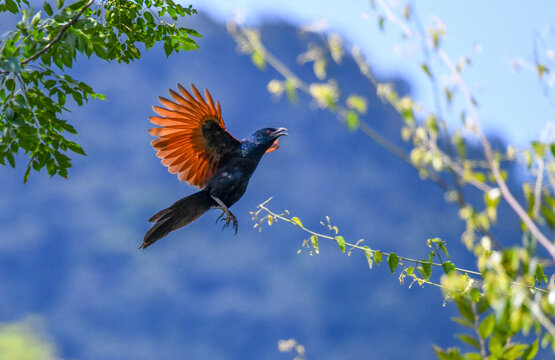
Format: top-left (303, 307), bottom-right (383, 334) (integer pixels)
top-left (141, 84), bottom-right (287, 248)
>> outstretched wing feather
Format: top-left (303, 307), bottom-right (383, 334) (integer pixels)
top-left (148, 83), bottom-right (240, 187)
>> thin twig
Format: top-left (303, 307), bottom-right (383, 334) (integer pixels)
top-left (471, 302), bottom-right (487, 357)
top-left (484, 137), bottom-right (555, 259)
top-left (524, 296), bottom-right (555, 336)
top-left (258, 201), bottom-right (481, 276)
top-left (254, 200), bottom-right (549, 294)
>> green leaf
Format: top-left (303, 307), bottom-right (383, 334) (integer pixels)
top-left (67, 0), bottom-right (87, 11)
top-left (374, 250), bottom-right (383, 264)
top-left (419, 260), bottom-right (431, 280)
top-left (455, 334), bottom-right (480, 350)
top-left (336, 236), bottom-right (345, 253)
top-left (91, 92), bottom-right (106, 101)
top-left (444, 87), bottom-right (453, 104)
top-left (53, 55), bottom-right (64, 70)
top-left (455, 299), bottom-right (474, 324)
top-left (5, 78), bottom-right (15, 91)
top-left (310, 235), bottom-right (319, 254)
top-left (345, 110), bottom-right (359, 132)
top-left (267, 215), bottom-right (273, 225)
top-left (285, 79), bottom-right (297, 103)
top-left (0, 57), bottom-right (22, 73)
top-left (502, 343), bottom-right (528, 359)
top-left (164, 40), bottom-right (173, 57)
top-left (44, 79), bottom-right (56, 89)
top-left (251, 50), bottom-right (266, 70)
top-left (43, 1), bottom-right (53, 16)
top-left (432, 345), bottom-right (448, 360)
top-left (346, 94), bottom-right (367, 114)
top-left (478, 314), bottom-right (494, 339)
top-left (438, 242), bottom-right (449, 258)
top-left (144, 11), bottom-right (155, 24)
top-left (421, 62), bottom-right (433, 78)
top-left (291, 217), bottom-right (303, 227)
top-left (488, 335), bottom-right (502, 357)
top-left (387, 253), bottom-right (399, 273)
top-left (327, 34), bottom-right (343, 64)
top-left (442, 261), bottom-right (455, 274)
top-left (24, 163), bottom-right (32, 183)
top-left (540, 204), bottom-right (555, 228)
top-left (4, 0), bottom-right (19, 13)
top-left (61, 51), bottom-right (73, 67)
top-left (484, 188), bottom-right (501, 208)
top-left (531, 141), bottom-right (546, 158)
top-left (468, 288), bottom-right (481, 303)
top-left (429, 238), bottom-right (449, 258)
top-left (57, 91), bottom-right (66, 106)
top-left (464, 353), bottom-right (483, 360)
top-left (521, 339), bottom-right (538, 360)
top-left (31, 10), bottom-right (42, 27)
top-left (537, 63), bottom-right (549, 80)
top-left (452, 316), bottom-right (473, 329)
top-left (432, 345), bottom-right (464, 360)
top-left (378, 16), bottom-right (385, 30)
top-left (4, 107), bottom-right (15, 121)
top-left (56, 0), bottom-right (64, 10)
top-left (308, 83), bottom-right (338, 109)
top-left (313, 59), bottom-right (327, 80)
top-left (476, 299), bottom-right (489, 314)
top-left (6, 152), bottom-right (15, 167)
top-left (363, 246), bottom-right (373, 269)
top-left (535, 264), bottom-right (547, 284)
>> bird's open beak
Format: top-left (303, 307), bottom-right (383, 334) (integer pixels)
top-left (266, 128), bottom-right (288, 154)
top-left (272, 127), bottom-right (288, 137)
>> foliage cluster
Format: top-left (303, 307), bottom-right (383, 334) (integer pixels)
top-left (231, 0), bottom-right (555, 358)
top-left (0, 0), bottom-right (198, 181)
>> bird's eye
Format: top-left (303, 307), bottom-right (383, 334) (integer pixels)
top-left (266, 129), bottom-right (273, 134)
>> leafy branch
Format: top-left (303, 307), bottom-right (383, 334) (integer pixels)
top-left (20, 0), bottom-right (93, 65)
top-left (251, 198), bottom-right (550, 296)
top-left (0, 0), bottom-right (200, 181)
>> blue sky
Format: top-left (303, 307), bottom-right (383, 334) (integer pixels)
top-left (195, 0), bottom-right (555, 146)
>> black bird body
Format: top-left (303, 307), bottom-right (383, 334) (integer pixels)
top-left (141, 85), bottom-right (287, 248)
top-left (208, 130), bottom-right (280, 206)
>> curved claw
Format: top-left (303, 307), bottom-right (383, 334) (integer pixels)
top-left (214, 206), bottom-right (238, 234)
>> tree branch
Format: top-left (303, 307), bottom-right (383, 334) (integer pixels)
top-left (20, 0), bottom-right (94, 66)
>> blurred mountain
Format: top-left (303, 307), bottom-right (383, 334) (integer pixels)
top-left (0, 14), bottom-right (524, 360)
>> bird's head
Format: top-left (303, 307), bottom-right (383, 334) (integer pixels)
top-left (247, 127), bottom-right (288, 154)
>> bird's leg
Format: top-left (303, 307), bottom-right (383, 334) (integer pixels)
top-left (211, 196), bottom-right (238, 234)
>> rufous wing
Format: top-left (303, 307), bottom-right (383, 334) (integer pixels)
top-left (148, 84), bottom-right (241, 188)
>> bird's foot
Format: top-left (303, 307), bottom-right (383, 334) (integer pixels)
top-left (211, 195), bottom-right (238, 234)
top-left (215, 206), bottom-right (238, 234)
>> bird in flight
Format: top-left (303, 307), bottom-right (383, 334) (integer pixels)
top-left (141, 84), bottom-right (287, 248)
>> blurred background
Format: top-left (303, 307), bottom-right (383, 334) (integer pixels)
top-left (0, 1), bottom-right (553, 359)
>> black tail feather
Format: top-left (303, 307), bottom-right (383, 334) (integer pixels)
top-left (141, 190), bottom-right (214, 249)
